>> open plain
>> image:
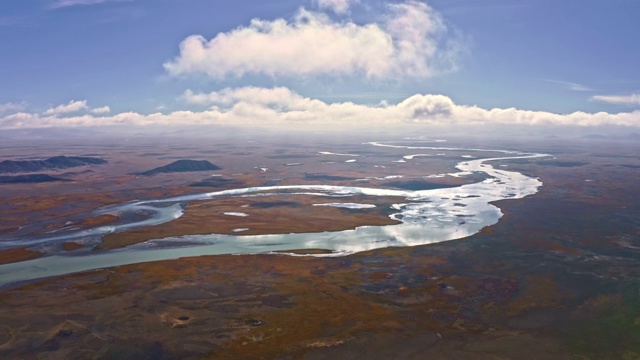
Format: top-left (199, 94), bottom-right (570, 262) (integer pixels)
top-left (0, 132), bottom-right (639, 359)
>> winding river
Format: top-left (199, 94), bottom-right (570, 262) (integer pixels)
top-left (0, 142), bottom-right (550, 286)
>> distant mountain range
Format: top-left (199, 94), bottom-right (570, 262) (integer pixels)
top-left (580, 132), bottom-right (640, 140)
top-left (0, 156), bottom-right (107, 174)
top-left (140, 160), bottom-right (220, 176)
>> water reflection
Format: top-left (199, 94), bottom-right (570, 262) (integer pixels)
top-left (0, 143), bottom-right (550, 286)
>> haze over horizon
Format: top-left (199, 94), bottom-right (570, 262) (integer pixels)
top-left (1, 0), bottom-right (639, 131)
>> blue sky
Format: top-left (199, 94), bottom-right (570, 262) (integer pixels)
top-left (0, 0), bottom-right (638, 129)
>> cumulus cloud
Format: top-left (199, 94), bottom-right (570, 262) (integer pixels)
top-left (164, 1), bottom-right (460, 79)
top-left (181, 87), bottom-right (310, 108)
top-left (591, 94), bottom-right (640, 106)
top-left (0, 102), bottom-right (27, 115)
top-left (316, 0), bottom-right (358, 14)
top-left (44, 100), bottom-right (89, 115)
top-left (180, 87), bottom-right (640, 128)
top-left (4, 87), bottom-right (637, 130)
top-left (91, 106), bottom-right (111, 114)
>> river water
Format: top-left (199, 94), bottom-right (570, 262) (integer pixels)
top-left (0, 142), bottom-right (550, 286)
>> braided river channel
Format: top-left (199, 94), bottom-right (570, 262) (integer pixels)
top-left (0, 142), bottom-right (550, 286)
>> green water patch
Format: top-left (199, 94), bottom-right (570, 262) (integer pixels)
top-left (565, 283), bottom-right (640, 359)
top-left (249, 201), bottom-right (301, 209)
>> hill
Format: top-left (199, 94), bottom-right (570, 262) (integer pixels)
top-left (140, 160), bottom-right (220, 176)
top-left (0, 156), bottom-right (107, 174)
top-left (0, 174), bottom-right (69, 184)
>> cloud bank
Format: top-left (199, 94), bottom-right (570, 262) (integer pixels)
top-left (3, 87), bottom-right (639, 130)
top-left (164, 1), bottom-right (460, 79)
top-left (0, 102), bottom-right (27, 115)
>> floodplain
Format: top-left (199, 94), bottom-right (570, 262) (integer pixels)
top-left (0, 131), bottom-right (639, 359)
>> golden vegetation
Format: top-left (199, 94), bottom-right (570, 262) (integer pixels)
top-left (0, 247), bottom-right (42, 265)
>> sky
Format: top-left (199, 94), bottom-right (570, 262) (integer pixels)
top-left (0, 0), bottom-right (639, 131)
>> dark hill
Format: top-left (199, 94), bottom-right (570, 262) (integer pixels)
top-left (140, 160), bottom-right (220, 176)
top-left (0, 174), bottom-right (69, 184)
top-left (0, 156), bottom-right (107, 174)
top-left (385, 180), bottom-right (459, 191)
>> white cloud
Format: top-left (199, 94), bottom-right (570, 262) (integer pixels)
top-left (91, 106), bottom-right (111, 114)
top-left (181, 87), bottom-right (308, 108)
top-left (0, 102), bottom-right (26, 115)
top-left (4, 87), bottom-right (638, 130)
top-left (591, 94), bottom-right (640, 106)
top-left (49, 0), bottom-right (130, 9)
top-left (164, 1), bottom-right (460, 80)
top-left (179, 87), bottom-right (640, 127)
top-left (316, 0), bottom-right (358, 14)
top-left (544, 79), bottom-right (593, 92)
top-left (44, 100), bottom-right (89, 115)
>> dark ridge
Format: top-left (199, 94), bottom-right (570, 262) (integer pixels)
top-left (304, 173), bottom-right (357, 181)
top-left (537, 160), bottom-right (589, 167)
top-left (249, 201), bottom-right (301, 209)
top-left (384, 180), bottom-right (459, 191)
top-left (581, 134), bottom-right (608, 139)
top-left (261, 179), bottom-right (282, 186)
top-left (59, 169), bottom-right (94, 176)
top-left (590, 153), bottom-right (638, 159)
top-left (504, 159), bottom-right (590, 167)
top-left (0, 174), bottom-right (69, 184)
top-left (141, 160), bottom-right (221, 176)
top-left (0, 156), bottom-right (107, 174)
